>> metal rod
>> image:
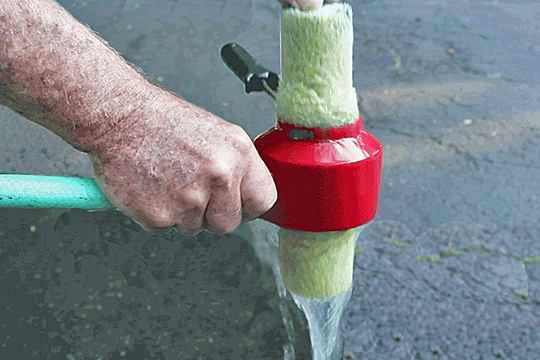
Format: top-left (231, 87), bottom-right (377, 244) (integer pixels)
top-left (262, 81), bottom-right (277, 101)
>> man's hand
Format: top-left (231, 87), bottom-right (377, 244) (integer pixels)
top-left (88, 90), bottom-right (277, 235)
top-left (277, 0), bottom-right (324, 10)
top-left (0, 0), bottom-right (276, 235)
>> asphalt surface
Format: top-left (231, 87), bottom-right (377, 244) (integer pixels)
top-left (1, 0), bottom-right (540, 359)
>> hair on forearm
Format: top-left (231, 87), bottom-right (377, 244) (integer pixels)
top-left (0, 0), bottom-right (175, 151)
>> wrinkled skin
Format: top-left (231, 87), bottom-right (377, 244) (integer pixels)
top-left (87, 0), bottom-right (323, 236)
top-left (88, 90), bottom-right (277, 235)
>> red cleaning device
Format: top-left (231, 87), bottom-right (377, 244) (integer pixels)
top-left (220, 43), bottom-right (383, 231)
top-left (254, 116), bottom-right (383, 232)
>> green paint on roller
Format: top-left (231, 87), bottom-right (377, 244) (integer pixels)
top-left (277, 3), bottom-right (359, 127)
top-left (279, 227), bottom-right (359, 298)
top-left (276, 3), bottom-right (365, 299)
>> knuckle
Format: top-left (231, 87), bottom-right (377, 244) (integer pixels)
top-left (134, 204), bottom-right (175, 230)
top-left (179, 193), bottom-right (207, 216)
top-left (147, 215), bottom-right (175, 229)
top-left (230, 125), bottom-right (254, 154)
top-left (208, 160), bottom-right (234, 189)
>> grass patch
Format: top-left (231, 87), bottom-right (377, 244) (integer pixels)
top-left (441, 249), bottom-right (465, 257)
top-left (355, 247), bottom-right (366, 255)
top-left (390, 49), bottom-right (402, 69)
top-left (392, 241), bottom-right (409, 247)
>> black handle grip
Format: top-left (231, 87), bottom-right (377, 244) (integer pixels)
top-left (220, 43), bottom-right (279, 94)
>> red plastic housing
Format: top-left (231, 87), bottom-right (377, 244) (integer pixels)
top-left (254, 116), bottom-right (383, 232)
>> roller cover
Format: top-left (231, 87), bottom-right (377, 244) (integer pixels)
top-left (277, 3), bottom-right (359, 127)
top-left (279, 226), bottom-right (361, 298)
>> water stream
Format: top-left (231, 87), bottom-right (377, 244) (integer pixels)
top-left (290, 287), bottom-right (352, 360)
top-left (233, 219), bottom-right (365, 360)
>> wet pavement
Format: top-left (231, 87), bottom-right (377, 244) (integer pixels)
top-left (1, 0), bottom-right (540, 359)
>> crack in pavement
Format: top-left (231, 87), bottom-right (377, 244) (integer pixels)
top-left (426, 134), bottom-right (480, 169)
top-left (368, 123), bottom-right (481, 169)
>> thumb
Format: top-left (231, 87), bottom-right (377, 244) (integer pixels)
top-left (239, 155), bottom-right (278, 223)
top-left (279, 0), bottom-right (324, 11)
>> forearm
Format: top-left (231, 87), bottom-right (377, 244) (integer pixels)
top-left (0, 0), bottom-right (163, 152)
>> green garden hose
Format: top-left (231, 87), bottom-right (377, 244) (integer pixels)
top-left (0, 174), bottom-right (114, 210)
top-left (0, 173), bottom-right (252, 238)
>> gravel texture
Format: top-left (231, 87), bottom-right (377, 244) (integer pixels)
top-left (0, 209), bottom-right (312, 359)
